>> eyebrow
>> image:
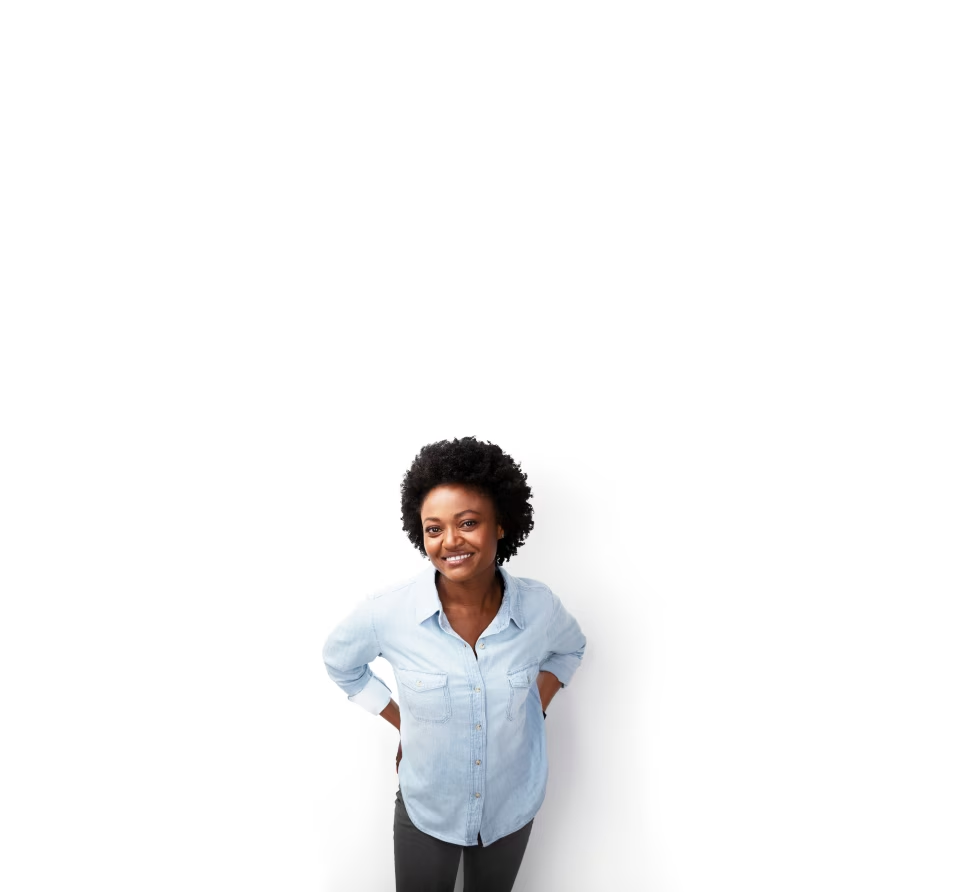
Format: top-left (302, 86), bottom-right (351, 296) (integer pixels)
top-left (422, 509), bottom-right (482, 523)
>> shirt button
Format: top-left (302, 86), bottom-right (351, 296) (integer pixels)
top-left (416, 681), bottom-right (422, 686)
top-left (475, 760), bottom-right (481, 765)
top-left (475, 793), bottom-right (481, 798)
top-left (474, 687), bottom-right (481, 692)
top-left (479, 643), bottom-right (485, 649)
top-left (475, 724), bottom-right (482, 730)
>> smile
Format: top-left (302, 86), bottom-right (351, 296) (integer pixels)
top-left (443, 553), bottom-right (474, 563)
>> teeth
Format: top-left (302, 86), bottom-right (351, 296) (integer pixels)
top-left (445, 554), bottom-right (471, 562)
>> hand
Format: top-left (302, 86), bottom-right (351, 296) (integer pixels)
top-left (395, 740), bottom-right (402, 773)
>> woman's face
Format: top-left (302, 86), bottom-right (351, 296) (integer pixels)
top-left (420, 484), bottom-right (504, 585)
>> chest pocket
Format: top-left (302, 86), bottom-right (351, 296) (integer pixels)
top-left (396, 669), bottom-right (451, 723)
top-left (506, 664), bottom-right (537, 721)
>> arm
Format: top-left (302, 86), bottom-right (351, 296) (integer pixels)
top-left (379, 698), bottom-right (403, 771)
top-left (380, 698), bottom-right (401, 731)
top-left (538, 592), bottom-right (587, 712)
top-left (324, 601), bottom-right (402, 769)
top-left (323, 598), bottom-right (393, 715)
top-left (537, 670), bottom-right (563, 712)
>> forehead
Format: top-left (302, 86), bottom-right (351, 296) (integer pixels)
top-left (420, 484), bottom-right (494, 518)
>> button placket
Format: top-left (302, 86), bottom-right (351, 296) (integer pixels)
top-left (464, 641), bottom-right (486, 841)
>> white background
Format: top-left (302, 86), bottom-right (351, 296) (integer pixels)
top-left (2, 2), bottom-right (957, 890)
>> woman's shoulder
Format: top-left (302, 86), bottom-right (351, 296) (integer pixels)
top-left (504, 569), bottom-right (552, 593)
top-left (504, 571), bottom-right (551, 592)
top-left (502, 568), bottom-right (562, 611)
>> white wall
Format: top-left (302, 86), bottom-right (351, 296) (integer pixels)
top-left (2, 3), bottom-right (957, 891)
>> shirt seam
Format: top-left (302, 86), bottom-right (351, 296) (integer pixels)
top-left (545, 589), bottom-right (559, 643)
top-left (369, 597), bottom-right (383, 656)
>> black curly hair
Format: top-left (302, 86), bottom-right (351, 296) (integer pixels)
top-left (401, 437), bottom-right (534, 565)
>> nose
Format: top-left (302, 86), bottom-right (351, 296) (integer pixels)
top-left (443, 525), bottom-right (463, 551)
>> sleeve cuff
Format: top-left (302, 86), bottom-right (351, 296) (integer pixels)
top-left (539, 656), bottom-right (579, 688)
top-left (348, 674), bottom-right (393, 715)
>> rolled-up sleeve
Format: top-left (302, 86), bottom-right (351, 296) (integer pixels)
top-left (539, 593), bottom-right (586, 686)
top-left (323, 597), bottom-right (393, 715)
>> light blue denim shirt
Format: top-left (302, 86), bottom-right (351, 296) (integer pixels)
top-left (323, 565), bottom-right (586, 846)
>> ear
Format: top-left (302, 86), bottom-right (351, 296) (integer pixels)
top-left (497, 524), bottom-right (505, 540)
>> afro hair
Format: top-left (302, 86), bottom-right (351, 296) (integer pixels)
top-left (401, 437), bottom-right (534, 565)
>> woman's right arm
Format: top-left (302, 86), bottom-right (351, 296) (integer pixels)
top-left (379, 698), bottom-right (403, 771)
top-left (379, 698), bottom-right (401, 731)
top-left (322, 597), bottom-right (393, 715)
top-left (323, 598), bottom-right (403, 768)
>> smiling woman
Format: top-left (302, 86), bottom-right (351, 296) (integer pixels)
top-left (323, 437), bottom-right (587, 892)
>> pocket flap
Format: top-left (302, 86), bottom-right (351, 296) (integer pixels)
top-left (507, 667), bottom-right (534, 688)
top-left (396, 668), bottom-right (448, 693)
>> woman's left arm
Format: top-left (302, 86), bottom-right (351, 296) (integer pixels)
top-left (538, 591), bottom-right (587, 712)
top-left (537, 670), bottom-right (564, 712)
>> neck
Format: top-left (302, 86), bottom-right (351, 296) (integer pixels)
top-left (436, 567), bottom-right (502, 611)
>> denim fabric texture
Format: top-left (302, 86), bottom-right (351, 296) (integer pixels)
top-left (323, 566), bottom-right (586, 845)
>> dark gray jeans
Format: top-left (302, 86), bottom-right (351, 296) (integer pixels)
top-left (393, 788), bottom-right (533, 892)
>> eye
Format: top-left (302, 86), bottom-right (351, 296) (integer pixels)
top-left (425, 525), bottom-right (441, 534)
top-left (462, 520), bottom-right (477, 527)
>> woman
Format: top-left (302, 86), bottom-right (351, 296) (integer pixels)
top-left (323, 437), bottom-right (586, 892)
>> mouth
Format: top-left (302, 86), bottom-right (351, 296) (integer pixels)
top-left (442, 553), bottom-right (474, 564)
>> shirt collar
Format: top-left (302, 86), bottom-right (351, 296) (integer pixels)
top-left (412, 565), bottom-right (526, 630)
